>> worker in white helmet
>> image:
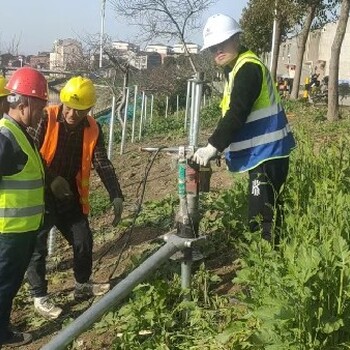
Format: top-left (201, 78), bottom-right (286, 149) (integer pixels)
top-left (192, 14), bottom-right (296, 242)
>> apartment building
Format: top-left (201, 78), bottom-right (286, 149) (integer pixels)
top-left (173, 43), bottom-right (199, 54)
top-left (49, 38), bottom-right (83, 71)
top-left (277, 20), bottom-right (350, 82)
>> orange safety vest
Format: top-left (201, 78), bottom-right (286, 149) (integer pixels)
top-left (40, 105), bottom-right (99, 214)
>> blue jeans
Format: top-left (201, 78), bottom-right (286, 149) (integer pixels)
top-left (0, 231), bottom-right (37, 343)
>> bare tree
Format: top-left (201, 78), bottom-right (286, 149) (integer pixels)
top-left (6, 34), bottom-right (22, 56)
top-left (70, 33), bottom-right (132, 128)
top-left (327, 0), bottom-right (350, 121)
top-left (110, 0), bottom-right (216, 73)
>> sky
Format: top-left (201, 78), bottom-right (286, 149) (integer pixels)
top-left (0, 0), bottom-right (248, 55)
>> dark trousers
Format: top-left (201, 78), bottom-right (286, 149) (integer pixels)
top-left (248, 157), bottom-right (290, 241)
top-left (26, 202), bottom-right (93, 297)
top-left (0, 232), bottom-right (37, 343)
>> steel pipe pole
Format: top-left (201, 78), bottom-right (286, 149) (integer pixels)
top-left (41, 236), bottom-right (191, 350)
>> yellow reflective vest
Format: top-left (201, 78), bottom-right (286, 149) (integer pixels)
top-left (0, 118), bottom-right (45, 233)
top-left (221, 50), bottom-right (295, 172)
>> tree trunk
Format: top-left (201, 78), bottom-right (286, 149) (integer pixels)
top-left (327, 0), bottom-right (350, 121)
top-left (270, 18), bottom-right (282, 81)
top-left (117, 70), bottom-right (129, 128)
top-left (290, 4), bottom-right (317, 100)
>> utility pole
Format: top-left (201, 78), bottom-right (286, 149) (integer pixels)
top-left (99, 0), bottom-right (106, 68)
top-left (269, 0), bottom-right (278, 72)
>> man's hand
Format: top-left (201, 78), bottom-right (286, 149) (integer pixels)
top-left (112, 197), bottom-right (123, 226)
top-left (50, 176), bottom-right (73, 200)
top-left (192, 144), bottom-right (218, 166)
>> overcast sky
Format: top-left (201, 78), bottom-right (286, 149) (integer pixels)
top-left (0, 0), bottom-right (247, 55)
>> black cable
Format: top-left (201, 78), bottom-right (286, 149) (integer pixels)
top-left (92, 147), bottom-right (166, 280)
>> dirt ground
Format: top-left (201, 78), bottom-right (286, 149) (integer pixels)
top-left (8, 135), bottom-right (235, 350)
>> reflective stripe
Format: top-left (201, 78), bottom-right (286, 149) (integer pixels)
top-left (246, 104), bottom-right (281, 123)
top-left (0, 205), bottom-right (44, 217)
top-left (228, 124), bottom-right (291, 152)
top-left (0, 179), bottom-right (43, 190)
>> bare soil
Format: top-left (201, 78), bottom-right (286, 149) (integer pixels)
top-left (8, 135), bottom-right (235, 350)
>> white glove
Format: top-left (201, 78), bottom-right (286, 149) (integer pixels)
top-left (192, 144), bottom-right (218, 166)
top-left (50, 176), bottom-right (73, 200)
top-left (112, 197), bottom-right (123, 226)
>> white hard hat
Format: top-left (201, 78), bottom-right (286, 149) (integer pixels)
top-left (201, 14), bottom-right (242, 51)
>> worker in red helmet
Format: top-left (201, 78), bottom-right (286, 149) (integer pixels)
top-left (0, 67), bottom-right (48, 347)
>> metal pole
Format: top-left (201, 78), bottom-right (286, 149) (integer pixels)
top-left (47, 226), bottom-right (56, 256)
top-left (189, 79), bottom-right (196, 144)
top-left (184, 80), bottom-right (191, 130)
top-left (138, 91), bottom-right (145, 140)
top-left (165, 96), bottom-right (169, 118)
top-left (191, 76), bottom-right (203, 147)
top-left (269, 0), bottom-right (278, 72)
top-left (41, 236), bottom-right (191, 350)
top-left (107, 95), bottom-right (116, 160)
top-left (99, 0), bottom-right (106, 69)
top-left (144, 95), bottom-right (148, 124)
top-left (176, 95), bottom-right (179, 117)
top-left (150, 94), bottom-right (154, 124)
top-left (131, 85), bottom-right (138, 143)
top-left (120, 87), bottom-right (130, 155)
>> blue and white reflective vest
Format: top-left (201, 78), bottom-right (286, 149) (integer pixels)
top-left (221, 50), bottom-right (296, 173)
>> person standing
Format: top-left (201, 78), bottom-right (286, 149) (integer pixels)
top-left (0, 67), bottom-right (48, 347)
top-left (0, 76), bottom-right (10, 117)
top-left (26, 76), bottom-right (124, 320)
top-left (192, 14), bottom-right (295, 241)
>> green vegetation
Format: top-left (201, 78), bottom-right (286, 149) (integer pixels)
top-left (84, 102), bottom-right (350, 349)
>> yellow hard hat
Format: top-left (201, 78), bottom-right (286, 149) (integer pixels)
top-left (60, 76), bottom-right (96, 110)
top-left (0, 76), bottom-right (10, 97)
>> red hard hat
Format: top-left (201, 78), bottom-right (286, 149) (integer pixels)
top-left (6, 67), bottom-right (48, 101)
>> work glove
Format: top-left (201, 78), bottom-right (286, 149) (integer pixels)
top-left (192, 144), bottom-right (218, 167)
top-left (50, 176), bottom-right (73, 201)
top-left (112, 197), bottom-right (124, 226)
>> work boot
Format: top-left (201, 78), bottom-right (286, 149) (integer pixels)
top-left (74, 281), bottom-right (110, 300)
top-left (34, 296), bottom-right (63, 319)
top-left (0, 331), bottom-right (32, 347)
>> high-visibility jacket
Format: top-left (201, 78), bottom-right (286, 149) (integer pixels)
top-left (0, 118), bottom-right (45, 233)
top-left (221, 50), bottom-right (295, 173)
top-left (40, 105), bottom-right (99, 214)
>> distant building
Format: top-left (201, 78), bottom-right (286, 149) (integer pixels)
top-left (129, 52), bottom-right (162, 70)
top-left (49, 38), bottom-right (83, 71)
top-left (29, 52), bottom-right (50, 70)
top-left (277, 19), bottom-right (350, 82)
top-left (112, 40), bottom-right (140, 53)
top-left (173, 43), bottom-right (199, 54)
top-left (145, 44), bottom-right (172, 63)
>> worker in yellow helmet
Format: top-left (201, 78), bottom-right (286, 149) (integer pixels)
top-left (26, 76), bottom-right (124, 320)
top-left (0, 76), bottom-right (10, 117)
